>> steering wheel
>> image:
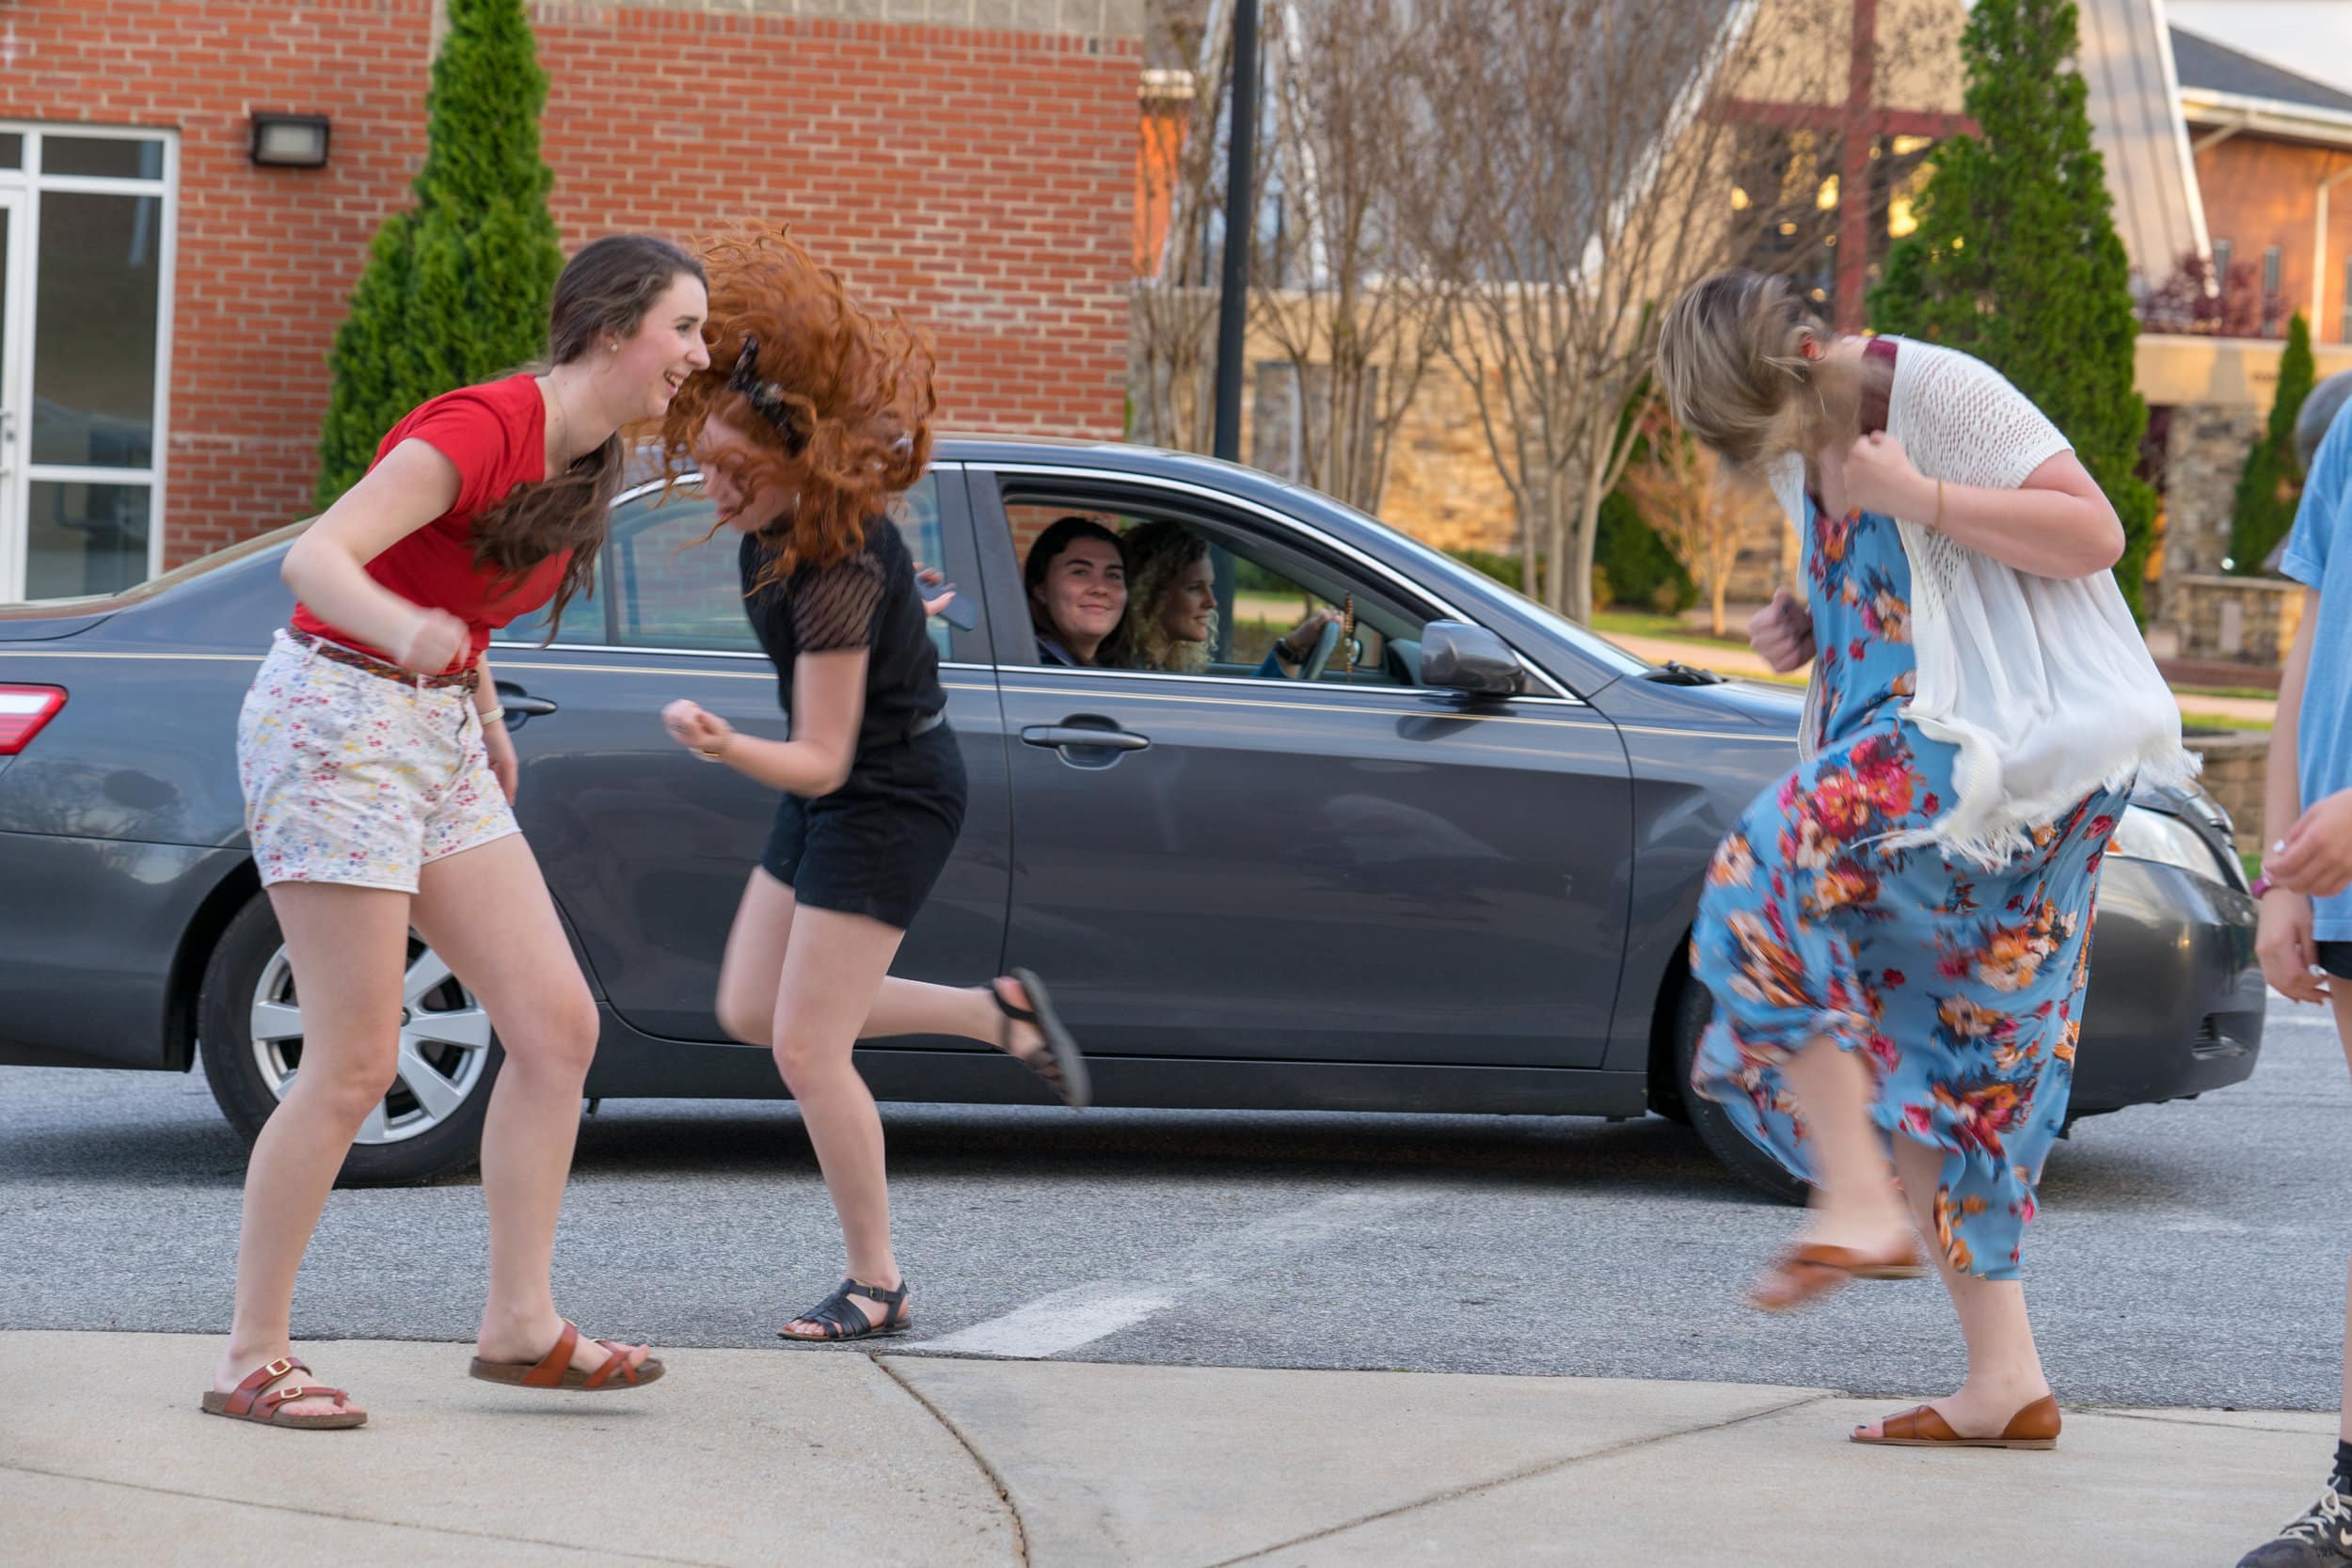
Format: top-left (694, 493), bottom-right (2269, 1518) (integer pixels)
top-left (1299, 616), bottom-right (1343, 682)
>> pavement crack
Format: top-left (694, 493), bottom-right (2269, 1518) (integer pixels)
top-left (2096, 1409), bottom-right (2331, 1435)
top-left (1196, 1391), bottom-right (1836, 1568)
top-left (873, 1354), bottom-right (1032, 1567)
top-left (0, 1461), bottom-right (727, 1566)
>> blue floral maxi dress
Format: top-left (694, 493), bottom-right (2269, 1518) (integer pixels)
top-left (1688, 498), bottom-right (2128, 1280)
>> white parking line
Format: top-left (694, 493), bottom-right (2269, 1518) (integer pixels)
top-left (921, 1188), bottom-right (1444, 1360)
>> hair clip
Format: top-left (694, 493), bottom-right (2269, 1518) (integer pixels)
top-left (725, 336), bottom-right (807, 453)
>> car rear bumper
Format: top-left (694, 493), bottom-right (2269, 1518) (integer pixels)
top-left (2071, 860), bottom-right (2265, 1115)
top-left (0, 831), bottom-right (243, 1069)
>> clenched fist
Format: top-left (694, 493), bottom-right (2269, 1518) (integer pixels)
top-left (1748, 587), bottom-right (1815, 674)
top-left (661, 698), bottom-right (737, 759)
top-left (393, 608), bottom-right (469, 676)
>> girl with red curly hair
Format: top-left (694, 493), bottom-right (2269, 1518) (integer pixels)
top-left (658, 228), bottom-right (1089, 1342)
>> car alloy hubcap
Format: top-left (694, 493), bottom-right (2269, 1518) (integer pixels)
top-left (247, 937), bottom-right (493, 1146)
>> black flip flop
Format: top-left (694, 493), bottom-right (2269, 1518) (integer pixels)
top-left (994, 969), bottom-right (1092, 1110)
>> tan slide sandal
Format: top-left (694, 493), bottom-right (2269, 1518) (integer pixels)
top-left (468, 1320), bottom-right (663, 1391)
top-left (1851, 1394), bottom-right (2061, 1450)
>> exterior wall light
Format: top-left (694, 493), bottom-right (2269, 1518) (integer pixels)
top-left (249, 114), bottom-right (330, 168)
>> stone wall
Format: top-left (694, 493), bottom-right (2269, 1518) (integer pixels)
top-left (2184, 729), bottom-right (2270, 857)
top-left (2167, 574), bottom-right (2306, 667)
top-left (2159, 404), bottom-right (2263, 587)
top-left (1359, 358), bottom-right (1522, 558)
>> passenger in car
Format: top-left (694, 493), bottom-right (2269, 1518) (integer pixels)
top-left (1120, 517), bottom-right (1341, 678)
top-left (1023, 515), bottom-right (1128, 666)
top-left (656, 224), bottom-right (1091, 1347)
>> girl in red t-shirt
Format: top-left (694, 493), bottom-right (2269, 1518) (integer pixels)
top-left (206, 235), bottom-right (708, 1431)
top-left (656, 228), bottom-right (1089, 1343)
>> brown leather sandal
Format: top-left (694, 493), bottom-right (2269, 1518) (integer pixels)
top-left (1851, 1393), bottom-right (2061, 1449)
top-left (468, 1321), bottom-right (663, 1391)
top-left (199, 1356), bottom-right (366, 1430)
top-left (1746, 1240), bottom-right (1927, 1312)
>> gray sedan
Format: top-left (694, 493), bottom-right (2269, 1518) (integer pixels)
top-left (0, 438), bottom-right (2265, 1200)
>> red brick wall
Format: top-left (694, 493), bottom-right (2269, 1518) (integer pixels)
top-left (6, 0), bottom-right (1136, 568)
top-left (2194, 135), bottom-right (2352, 345)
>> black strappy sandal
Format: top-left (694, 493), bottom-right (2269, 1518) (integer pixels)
top-left (778, 1277), bottom-right (912, 1342)
top-left (993, 968), bottom-right (1092, 1110)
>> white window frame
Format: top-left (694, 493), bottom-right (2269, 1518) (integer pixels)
top-left (0, 122), bottom-right (179, 600)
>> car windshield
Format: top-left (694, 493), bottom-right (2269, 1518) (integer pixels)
top-left (1276, 483), bottom-right (1650, 681)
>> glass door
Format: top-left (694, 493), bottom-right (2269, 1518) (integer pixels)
top-left (0, 127), bottom-right (174, 603)
top-left (0, 188), bottom-right (22, 600)
top-left (22, 134), bottom-right (169, 601)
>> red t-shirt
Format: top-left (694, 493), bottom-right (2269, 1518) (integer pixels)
top-left (289, 374), bottom-right (566, 671)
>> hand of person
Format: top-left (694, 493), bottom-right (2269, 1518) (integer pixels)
top-left (914, 562), bottom-right (958, 620)
top-left (1842, 431), bottom-right (1931, 522)
top-left (392, 607), bottom-right (469, 676)
top-left (481, 713), bottom-right (519, 803)
top-left (1747, 587), bottom-right (1815, 673)
top-left (2255, 886), bottom-right (2329, 1004)
top-left (1279, 607), bottom-right (1340, 662)
top-left (661, 698), bottom-right (736, 760)
top-left (2268, 789), bottom-right (2352, 898)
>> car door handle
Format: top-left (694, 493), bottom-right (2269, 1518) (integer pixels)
top-left (494, 681), bottom-right (558, 727)
top-left (1020, 725), bottom-right (1149, 752)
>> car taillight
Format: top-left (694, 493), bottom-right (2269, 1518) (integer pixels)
top-left (0, 686), bottom-right (66, 754)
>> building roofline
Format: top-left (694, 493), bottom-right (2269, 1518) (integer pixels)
top-left (2180, 86), bottom-right (2352, 150)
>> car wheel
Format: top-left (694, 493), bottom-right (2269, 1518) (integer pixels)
top-left (1668, 976), bottom-right (1807, 1206)
top-left (199, 894), bottom-right (499, 1186)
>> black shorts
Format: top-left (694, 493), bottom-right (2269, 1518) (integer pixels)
top-left (2319, 942), bottom-right (2352, 982)
top-left (761, 721), bottom-right (965, 930)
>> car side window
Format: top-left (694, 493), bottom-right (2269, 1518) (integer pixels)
top-left (999, 490), bottom-right (1432, 686)
top-left (496, 473), bottom-right (953, 659)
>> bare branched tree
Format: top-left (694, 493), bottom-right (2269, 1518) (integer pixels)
top-left (1132, 1), bottom-right (1235, 454)
top-left (1417, 0), bottom-right (1848, 621)
top-left (1623, 401), bottom-right (1782, 637)
top-left (1247, 0), bottom-right (1453, 512)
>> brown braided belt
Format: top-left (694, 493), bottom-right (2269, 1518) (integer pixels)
top-left (290, 630), bottom-right (479, 691)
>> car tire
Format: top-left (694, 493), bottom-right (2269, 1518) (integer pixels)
top-left (1668, 976), bottom-right (1807, 1207)
top-left (199, 894), bottom-right (499, 1186)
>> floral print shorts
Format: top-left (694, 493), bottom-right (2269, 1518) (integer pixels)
top-left (236, 630), bottom-right (515, 893)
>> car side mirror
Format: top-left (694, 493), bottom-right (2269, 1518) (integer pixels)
top-left (1419, 620), bottom-right (1525, 696)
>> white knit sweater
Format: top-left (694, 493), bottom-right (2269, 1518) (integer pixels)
top-left (1767, 338), bottom-right (2195, 865)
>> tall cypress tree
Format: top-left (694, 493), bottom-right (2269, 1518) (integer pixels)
top-left (314, 0), bottom-right (564, 507)
top-left (1869, 0), bottom-right (2156, 621)
top-left (2229, 309), bottom-right (2316, 574)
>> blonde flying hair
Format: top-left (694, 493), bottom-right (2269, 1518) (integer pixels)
top-left (1122, 519), bottom-right (1216, 674)
top-left (1654, 269), bottom-right (1862, 470)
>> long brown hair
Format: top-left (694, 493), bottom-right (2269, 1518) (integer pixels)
top-left (658, 223), bottom-right (935, 593)
top-left (471, 233), bottom-right (707, 630)
top-left (1024, 515), bottom-right (1131, 667)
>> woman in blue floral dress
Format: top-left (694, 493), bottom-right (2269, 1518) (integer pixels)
top-left (1655, 272), bottom-right (2181, 1452)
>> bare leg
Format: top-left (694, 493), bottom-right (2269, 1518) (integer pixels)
top-left (212, 881), bottom-right (411, 1419)
top-left (714, 867), bottom-right (1049, 1059)
top-left (764, 900), bottom-right (914, 1338)
top-left (1851, 1134), bottom-right (2051, 1437)
top-left (1777, 1034), bottom-right (1913, 1256)
top-left (413, 833), bottom-right (647, 1380)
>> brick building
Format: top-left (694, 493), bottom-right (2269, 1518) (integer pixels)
top-left (0, 0), bottom-right (1142, 601)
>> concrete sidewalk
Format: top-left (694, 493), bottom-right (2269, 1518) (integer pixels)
top-left (0, 1332), bottom-right (2328, 1567)
top-left (1607, 630), bottom-right (2281, 727)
